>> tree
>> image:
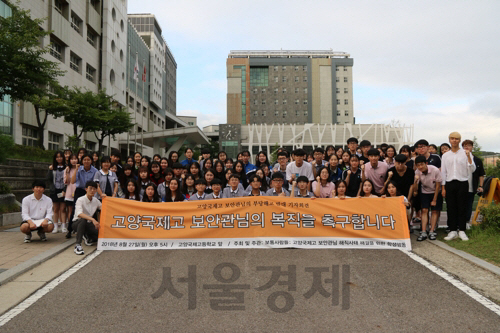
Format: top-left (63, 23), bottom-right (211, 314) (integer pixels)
top-left (472, 136), bottom-right (483, 160)
top-left (0, 1), bottom-right (65, 148)
top-left (93, 106), bottom-right (134, 154)
top-left (62, 87), bottom-right (103, 143)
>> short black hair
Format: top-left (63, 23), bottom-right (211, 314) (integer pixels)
top-left (394, 154), bottom-right (407, 163)
top-left (172, 162), bottom-right (184, 169)
top-left (277, 151), bottom-right (288, 158)
top-left (367, 148), bottom-right (380, 157)
top-left (297, 175), bottom-right (309, 183)
top-left (380, 143), bottom-right (388, 150)
top-left (81, 154), bottom-right (92, 162)
top-left (359, 140), bottom-right (371, 147)
top-left (211, 178), bottom-right (222, 185)
top-left (195, 178), bottom-right (207, 186)
top-left (415, 139), bottom-right (429, 147)
top-left (85, 181), bottom-right (98, 189)
top-left (229, 173), bottom-right (240, 181)
top-left (249, 175), bottom-right (262, 183)
top-left (347, 137), bottom-right (358, 144)
top-left (110, 150), bottom-right (121, 158)
top-left (415, 156), bottom-right (427, 164)
top-left (240, 150), bottom-right (251, 156)
top-left (271, 172), bottom-right (284, 180)
top-left (293, 148), bottom-right (306, 156)
top-left (100, 156), bottom-right (111, 164)
top-left (185, 147), bottom-right (193, 153)
top-left (32, 180), bottom-right (46, 189)
top-left (201, 148), bottom-right (211, 154)
top-left (313, 147), bottom-right (325, 154)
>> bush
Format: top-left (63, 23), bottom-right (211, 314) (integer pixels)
top-left (479, 202), bottom-right (500, 232)
top-left (485, 160), bottom-right (500, 178)
top-left (7, 144), bottom-right (54, 163)
top-left (0, 134), bottom-right (15, 163)
top-left (0, 204), bottom-right (20, 214)
top-left (0, 181), bottom-right (12, 194)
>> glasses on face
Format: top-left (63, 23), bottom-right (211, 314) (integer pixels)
top-left (273, 179), bottom-right (283, 183)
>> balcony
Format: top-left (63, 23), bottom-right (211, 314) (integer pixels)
top-left (49, 5), bottom-right (70, 46)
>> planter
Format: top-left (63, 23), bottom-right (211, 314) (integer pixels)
top-left (0, 212), bottom-right (21, 227)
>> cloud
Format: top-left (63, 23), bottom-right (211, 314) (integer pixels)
top-left (128, 0), bottom-right (500, 151)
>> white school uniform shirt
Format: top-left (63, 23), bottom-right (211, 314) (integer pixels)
top-left (440, 148), bottom-right (475, 185)
top-left (73, 195), bottom-right (102, 222)
top-left (21, 194), bottom-right (53, 221)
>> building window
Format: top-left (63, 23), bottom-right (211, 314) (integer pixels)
top-left (22, 125), bottom-right (38, 147)
top-left (303, 76), bottom-right (308, 82)
top-left (344, 88), bottom-right (348, 93)
top-left (337, 111), bottom-right (341, 116)
top-left (294, 66), bottom-right (299, 71)
top-left (283, 99), bottom-right (287, 105)
top-left (85, 141), bottom-right (96, 151)
top-left (303, 66), bottom-right (307, 71)
top-left (303, 100), bottom-right (308, 105)
top-left (262, 100), bottom-right (266, 105)
top-left (253, 110), bottom-right (258, 117)
top-left (49, 39), bottom-right (63, 61)
top-left (274, 110), bottom-right (279, 116)
top-left (274, 76), bottom-right (279, 82)
top-left (304, 110), bottom-right (308, 116)
top-left (344, 77), bottom-right (348, 82)
top-left (250, 67), bottom-right (269, 86)
top-left (283, 110), bottom-right (287, 118)
top-left (282, 76), bottom-right (287, 82)
top-left (70, 52), bottom-right (81, 73)
top-left (252, 88), bottom-right (257, 94)
top-left (345, 110), bottom-right (349, 116)
top-left (282, 66), bottom-right (286, 71)
top-left (262, 110), bottom-right (266, 116)
top-left (304, 88), bottom-right (308, 94)
top-left (344, 99), bottom-right (348, 105)
top-left (0, 95), bottom-right (13, 136)
top-left (48, 132), bottom-right (62, 151)
top-left (273, 66), bottom-right (278, 71)
top-left (295, 76), bottom-right (299, 82)
top-left (295, 99), bottom-right (299, 105)
top-left (274, 88), bottom-right (278, 94)
top-left (261, 88), bottom-right (266, 93)
top-left (71, 12), bottom-right (82, 34)
top-left (295, 88), bottom-right (299, 93)
top-left (253, 100), bottom-right (258, 105)
top-left (336, 77), bottom-right (339, 82)
top-left (336, 99), bottom-right (340, 105)
top-left (344, 67), bottom-right (348, 71)
top-left (282, 88), bottom-right (286, 93)
top-left (336, 67), bottom-right (339, 72)
top-left (274, 99), bottom-right (278, 105)
top-left (336, 88), bottom-right (340, 94)
top-left (295, 110), bottom-right (299, 116)
top-left (54, 0), bottom-right (64, 14)
top-left (86, 64), bottom-right (96, 83)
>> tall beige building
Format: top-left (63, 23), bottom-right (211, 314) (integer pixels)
top-left (227, 50), bottom-right (354, 126)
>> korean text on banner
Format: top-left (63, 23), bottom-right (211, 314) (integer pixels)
top-left (97, 197), bottom-right (411, 250)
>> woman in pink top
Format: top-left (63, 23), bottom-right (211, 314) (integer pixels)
top-left (312, 166), bottom-right (336, 198)
top-left (63, 154), bottom-right (78, 232)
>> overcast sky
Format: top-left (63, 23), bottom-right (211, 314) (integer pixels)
top-left (128, 0), bottom-right (500, 152)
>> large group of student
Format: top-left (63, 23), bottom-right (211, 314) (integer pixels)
top-left (20, 131), bottom-right (485, 255)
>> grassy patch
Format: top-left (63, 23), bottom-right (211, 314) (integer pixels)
top-left (0, 204), bottom-right (21, 214)
top-left (4, 144), bottom-right (54, 163)
top-left (437, 227), bottom-right (500, 266)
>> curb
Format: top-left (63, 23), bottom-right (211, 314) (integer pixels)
top-left (0, 239), bottom-right (75, 286)
top-left (424, 238), bottom-right (500, 277)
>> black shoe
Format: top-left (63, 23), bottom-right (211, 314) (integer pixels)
top-left (417, 232), bottom-right (427, 241)
top-left (428, 232), bottom-right (437, 240)
top-left (82, 234), bottom-right (93, 246)
top-left (65, 231), bottom-right (72, 239)
top-left (37, 229), bottom-right (47, 241)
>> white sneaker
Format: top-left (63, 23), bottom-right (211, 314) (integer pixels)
top-left (444, 231), bottom-right (458, 241)
top-left (52, 223), bottom-right (59, 234)
top-left (61, 223), bottom-right (67, 233)
top-left (458, 231), bottom-right (469, 241)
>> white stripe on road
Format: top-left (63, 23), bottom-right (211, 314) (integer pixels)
top-left (0, 250), bottom-right (103, 327)
top-left (401, 250), bottom-right (500, 316)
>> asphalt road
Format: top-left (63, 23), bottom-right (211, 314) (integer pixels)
top-left (1, 249), bottom-right (499, 332)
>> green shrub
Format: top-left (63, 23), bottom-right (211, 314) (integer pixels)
top-left (0, 181), bottom-right (12, 194)
top-left (0, 134), bottom-right (15, 163)
top-left (0, 204), bottom-right (20, 214)
top-left (8, 144), bottom-right (54, 163)
top-left (479, 202), bottom-right (500, 232)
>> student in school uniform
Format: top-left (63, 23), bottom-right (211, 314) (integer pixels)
top-left (265, 172), bottom-right (290, 197)
top-left (93, 156), bottom-right (119, 201)
top-left (142, 183), bottom-right (161, 203)
top-left (222, 174), bottom-right (246, 198)
top-left (312, 167), bottom-right (336, 198)
top-left (189, 179), bottom-right (208, 201)
top-left (21, 180), bottom-right (54, 243)
top-left (164, 178), bottom-right (186, 202)
top-left (291, 176), bottom-right (315, 198)
top-left (205, 178), bottom-right (224, 199)
top-left (123, 179), bottom-right (141, 201)
top-left (245, 175), bottom-right (266, 197)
